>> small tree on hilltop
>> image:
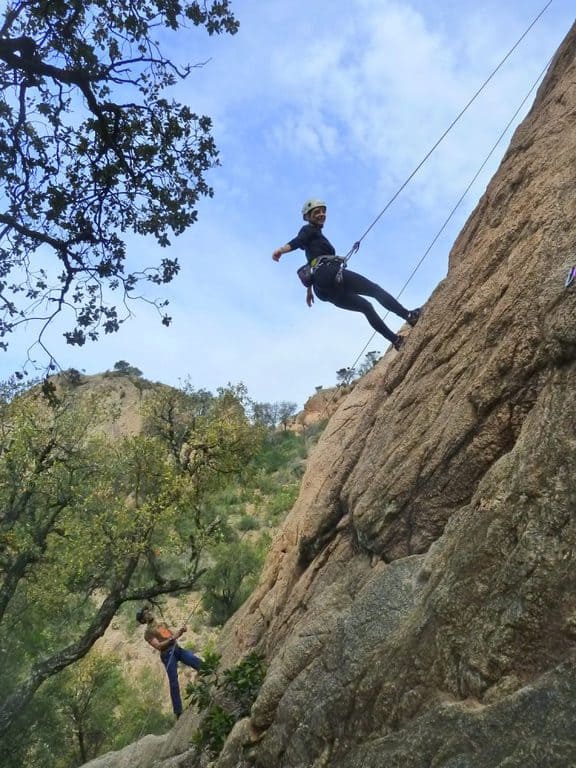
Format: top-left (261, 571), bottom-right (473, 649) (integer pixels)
top-left (276, 401), bottom-right (298, 431)
top-left (357, 351), bottom-right (381, 376)
top-left (112, 360), bottom-right (143, 378)
top-left (336, 367), bottom-right (356, 387)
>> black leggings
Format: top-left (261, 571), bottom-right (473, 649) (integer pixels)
top-left (313, 263), bottom-right (408, 343)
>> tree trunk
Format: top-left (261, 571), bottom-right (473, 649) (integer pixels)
top-left (0, 558), bottom-right (138, 736)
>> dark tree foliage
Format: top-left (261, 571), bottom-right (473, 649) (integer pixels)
top-left (0, 0), bottom-right (238, 363)
top-left (336, 366), bottom-right (355, 387)
top-left (111, 359), bottom-right (142, 377)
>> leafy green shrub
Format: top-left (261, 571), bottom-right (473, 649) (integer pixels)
top-left (250, 469), bottom-right (277, 496)
top-left (265, 484), bottom-right (299, 523)
top-left (1, 650), bottom-right (173, 768)
top-left (211, 485), bottom-right (243, 512)
top-left (223, 651), bottom-right (266, 714)
top-left (187, 649), bottom-right (266, 758)
top-left (251, 431), bottom-right (304, 473)
top-left (237, 514), bottom-right (260, 531)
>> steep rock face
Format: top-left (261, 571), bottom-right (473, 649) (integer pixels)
top-left (83, 21), bottom-right (576, 768)
top-left (214, 22), bottom-right (576, 767)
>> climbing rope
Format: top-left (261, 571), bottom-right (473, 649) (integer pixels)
top-left (342, 0), bottom-right (554, 264)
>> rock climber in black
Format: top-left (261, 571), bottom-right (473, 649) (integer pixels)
top-left (272, 199), bottom-right (420, 350)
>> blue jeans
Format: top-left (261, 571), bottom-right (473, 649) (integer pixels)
top-left (161, 645), bottom-right (201, 715)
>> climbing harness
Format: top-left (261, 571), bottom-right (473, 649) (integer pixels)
top-left (334, 256), bottom-right (349, 285)
top-left (160, 599), bottom-right (202, 670)
top-left (297, 256), bottom-right (346, 288)
top-left (565, 266), bottom-right (576, 288)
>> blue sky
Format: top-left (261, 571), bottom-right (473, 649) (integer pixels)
top-left (1, 1), bottom-right (574, 408)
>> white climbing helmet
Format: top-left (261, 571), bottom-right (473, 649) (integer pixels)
top-left (301, 198), bottom-right (326, 220)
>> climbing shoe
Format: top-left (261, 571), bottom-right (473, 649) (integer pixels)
top-left (392, 335), bottom-right (405, 351)
top-left (406, 308), bottom-right (421, 327)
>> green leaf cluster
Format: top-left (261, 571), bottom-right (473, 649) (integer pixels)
top-left (195, 427), bottom-right (319, 626)
top-left (0, 376), bottom-right (323, 764)
top-left (200, 538), bottom-right (267, 626)
top-left (187, 649), bottom-right (266, 758)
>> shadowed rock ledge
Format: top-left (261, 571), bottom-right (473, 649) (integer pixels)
top-left (83, 20), bottom-right (576, 768)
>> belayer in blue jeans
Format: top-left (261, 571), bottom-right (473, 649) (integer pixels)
top-left (272, 199), bottom-right (421, 350)
top-left (136, 605), bottom-right (202, 718)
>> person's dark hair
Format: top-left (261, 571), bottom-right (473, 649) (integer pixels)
top-left (136, 606), bottom-right (149, 624)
